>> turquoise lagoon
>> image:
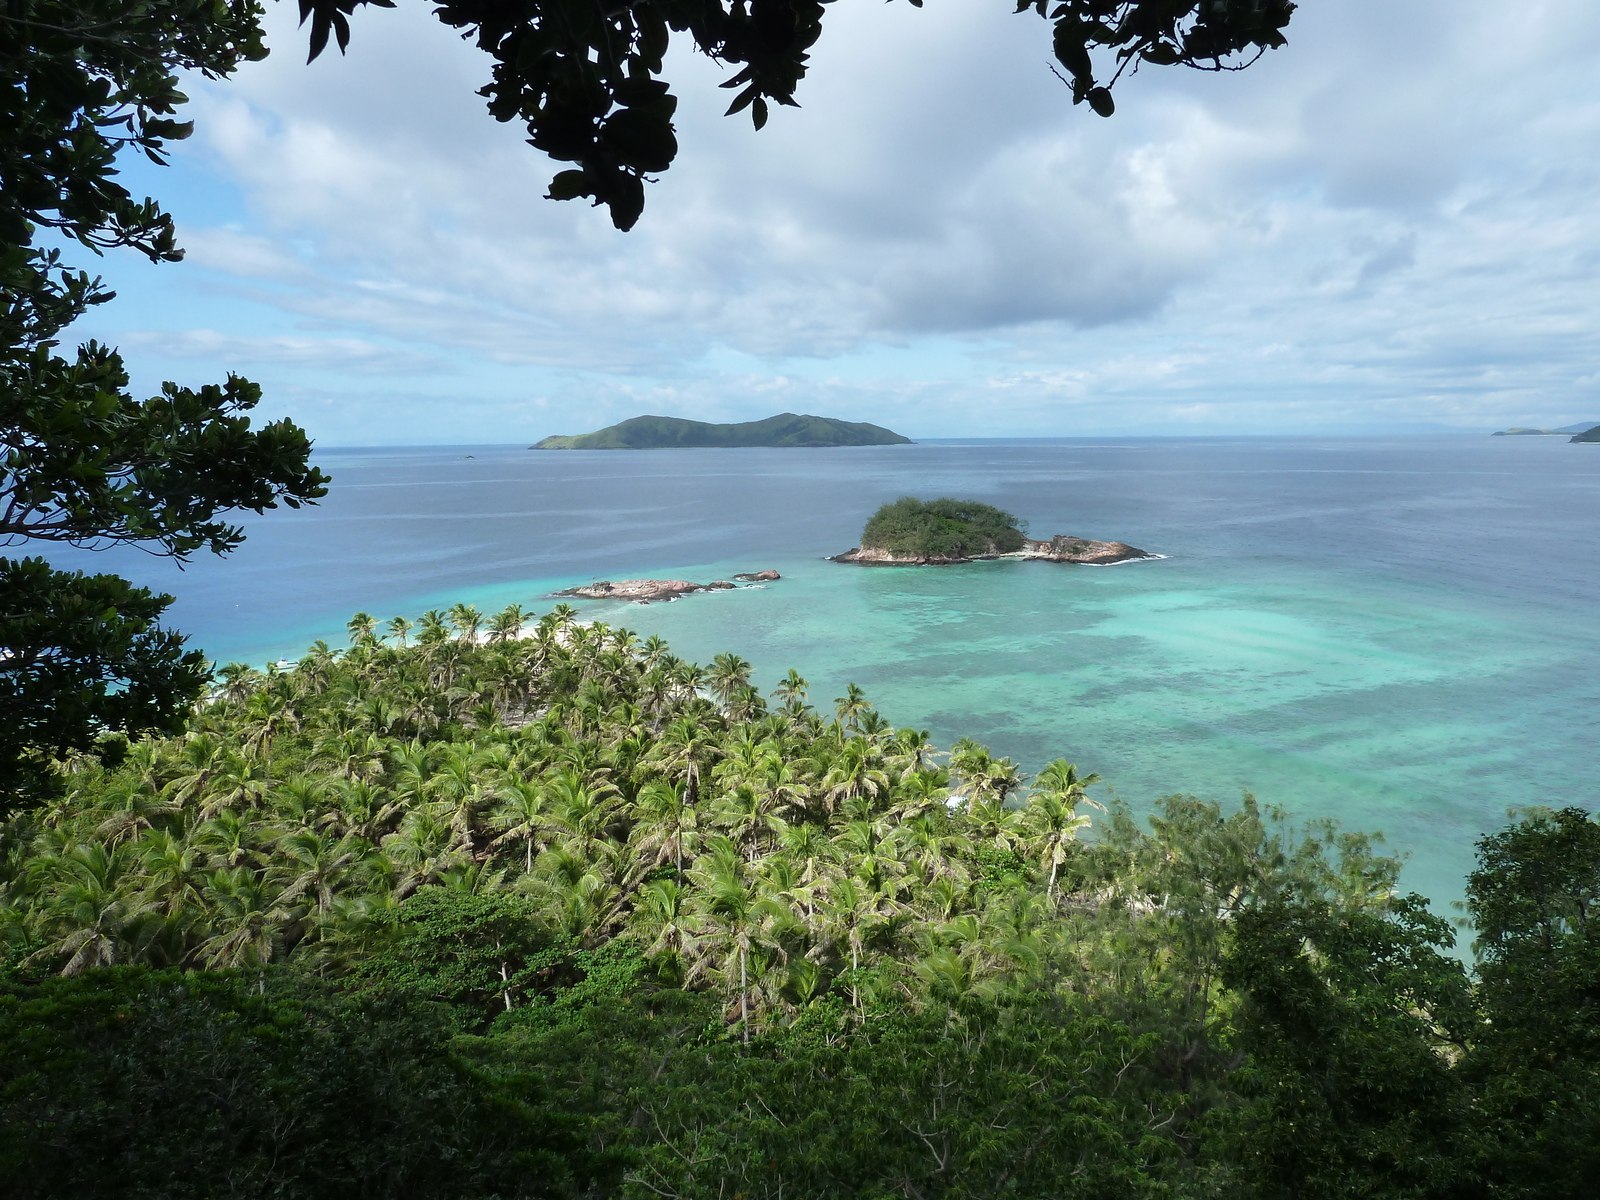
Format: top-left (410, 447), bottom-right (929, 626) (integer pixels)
top-left (62, 436), bottom-right (1600, 918)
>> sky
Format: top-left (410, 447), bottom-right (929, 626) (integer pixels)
top-left (66, 0), bottom-right (1600, 443)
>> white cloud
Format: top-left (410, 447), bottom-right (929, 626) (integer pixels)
top-left (76, 0), bottom-right (1600, 438)
top-left (121, 329), bottom-right (444, 374)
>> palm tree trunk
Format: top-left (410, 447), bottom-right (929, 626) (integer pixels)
top-left (740, 947), bottom-right (749, 1045)
top-left (1047, 854), bottom-right (1059, 899)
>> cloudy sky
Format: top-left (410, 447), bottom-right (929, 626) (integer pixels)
top-left (73, 0), bottom-right (1600, 442)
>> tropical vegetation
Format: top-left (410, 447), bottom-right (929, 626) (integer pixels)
top-left (860, 496), bottom-right (1028, 558)
top-left (2, 604), bottom-right (1596, 1197)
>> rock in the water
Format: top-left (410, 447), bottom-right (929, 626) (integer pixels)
top-left (830, 546), bottom-right (971, 565)
top-left (732, 569), bottom-right (781, 582)
top-left (831, 536), bottom-right (1153, 566)
top-left (556, 579), bottom-right (703, 601)
top-left (1025, 535), bottom-right (1151, 564)
top-left (555, 570), bottom-right (784, 602)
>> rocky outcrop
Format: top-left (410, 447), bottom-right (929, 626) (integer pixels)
top-left (732, 569), bottom-right (781, 582)
top-left (556, 579), bottom-right (703, 602)
top-left (555, 571), bottom-right (781, 603)
top-left (1022, 535), bottom-right (1152, 564)
top-left (831, 546), bottom-right (977, 565)
top-left (832, 536), bottom-right (1153, 566)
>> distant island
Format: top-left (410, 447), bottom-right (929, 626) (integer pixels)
top-left (1492, 422), bottom-right (1600, 436)
top-left (532, 412), bottom-right (912, 450)
top-left (1571, 426), bottom-right (1600, 443)
top-left (832, 497), bottom-right (1154, 566)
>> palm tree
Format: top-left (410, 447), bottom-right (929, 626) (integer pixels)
top-left (855, 709), bottom-right (892, 743)
top-left (417, 610), bottom-right (451, 647)
top-left (541, 767), bottom-right (623, 860)
top-left (820, 741), bottom-right (890, 814)
top-left (386, 615), bottom-right (414, 646)
top-left (487, 604), bottom-right (528, 644)
top-left (708, 652), bottom-right (753, 708)
top-left (426, 743), bottom-right (495, 856)
top-left (92, 779), bottom-right (181, 846)
top-left (639, 635), bottom-right (670, 670)
top-left (239, 690), bottom-right (294, 758)
top-left (193, 810), bottom-right (273, 870)
top-left (771, 669), bottom-right (808, 706)
top-left (711, 784), bottom-right (786, 860)
top-left (629, 778), bottom-right (698, 874)
top-left (777, 822), bottom-right (836, 893)
top-left (817, 875), bottom-right (899, 1010)
top-left (834, 683), bottom-right (871, 731)
top-left (448, 602), bottom-right (484, 644)
top-left (888, 727), bottom-right (941, 772)
top-left (26, 843), bottom-right (145, 975)
top-left (197, 867), bottom-right (290, 968)
top-left (165, 733), bottom-right (227, 807)
top-left (138, 828), bottom-right (209, 920)
top-left (216, 662), bottom-right (262, 705)
top-left (383, 809), bottom-right (465, 898)
top-left (688, 863), bottom-right (787, 1043)
top-left (632, 877), bottom-right (693, 971)
top-left (647, 716), bottom-right (720, 805)
top-left (832, 817), bottom-right (908, 895)
top-left (274, 830), bottom-right (368, 914)
top-left (529, 846), bottom-right (624, 944)
top-left (1019, 759), bottom-right (1103, 898)
top-left (725, 683), bottom-right (766, 723)
top-left (489, 780), bottom-right (554, 873)
top-left (346, 611), bottom-right (379, 644)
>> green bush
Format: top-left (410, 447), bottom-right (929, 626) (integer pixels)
top-left (0, 966), bottom-right (598, 1199)
top-left (859, 497), bottom-right (1025, 557)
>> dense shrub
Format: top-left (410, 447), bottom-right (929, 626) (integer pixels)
top-left (0, 966), bottom-right (598, 1199)
top-left (859, 496), bottom-right (1026, 557)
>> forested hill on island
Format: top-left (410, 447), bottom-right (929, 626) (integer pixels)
top-left (532, 413), bottom-right (912, 449)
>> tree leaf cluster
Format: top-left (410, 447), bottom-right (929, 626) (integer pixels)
top-left (0, 557), bottom-right (207, 799)
top-left (294, 0), bottom-right (1298, 230)
top-left (0, 965), bottom-right (593, 1199)
top-left (1, 2), bottom-right (329, 797)
top-left (860, 496), bottom-right (1028, 558)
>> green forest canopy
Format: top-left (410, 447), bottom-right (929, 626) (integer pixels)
top-left (860, 496), bottom-right (1028, 557)
top-left (2, 606), bottom-right (1597, 1197)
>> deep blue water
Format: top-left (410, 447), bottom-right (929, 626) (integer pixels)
top-left (53, 436), bottom-right (1600, 918)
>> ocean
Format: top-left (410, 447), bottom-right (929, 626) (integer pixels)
top-left (55, 435), bottom-right (1600, 919)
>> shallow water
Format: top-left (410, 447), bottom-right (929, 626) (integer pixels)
top-left (58, 436), bottom-right (1600, 916)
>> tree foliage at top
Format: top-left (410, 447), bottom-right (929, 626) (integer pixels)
top-left (296, 0), bottom-right (1297, 230)
top-left (0, 0), bottom-right (329, 804)
top-left (860, 496), bottom-right (1027, 558)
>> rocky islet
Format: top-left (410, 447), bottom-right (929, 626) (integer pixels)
top-left (555, 569), bottom-right (780, 603)
top-left (831, 534), bottom-right (1154, 566)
